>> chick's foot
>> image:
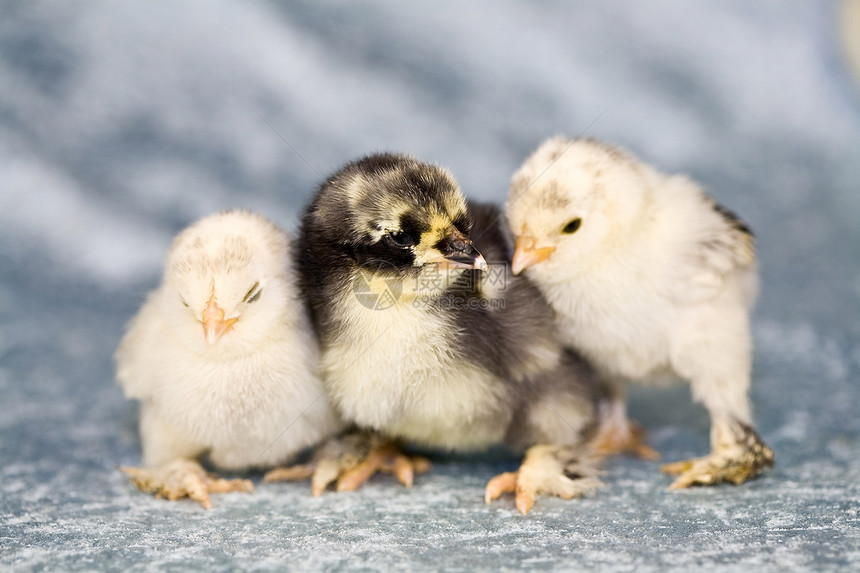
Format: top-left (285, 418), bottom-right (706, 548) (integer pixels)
top-left (264, 431), bottom-right (430, 496)
top-left (661, 421), bottom-right (773, 489)
top-left (591, 420), bottom-right (659, 460)
top-left (120, 459), bottom-right (253, 509)
top-left (485, 445), bottom-right (602, 515)
top-left (591, 393), bottom-right (659, 460)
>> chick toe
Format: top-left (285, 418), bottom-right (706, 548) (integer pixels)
top-left (263, 464), bottom-right (316, 483)
top-left (484, 472), bottom-right (518, 504)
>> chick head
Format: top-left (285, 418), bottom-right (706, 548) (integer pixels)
top-left (308, 153), bottom-right (487, 285)
top-left (162, 210), bottom-right (294, 353)
top-left (506, 137), bottom-right (651, 277)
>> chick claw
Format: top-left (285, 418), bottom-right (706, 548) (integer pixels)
top-left (264, 432), bottom-right (430, 496)
top-left (120, 459), bottom-right (254, 509)
top-left (485, 445), bottom-right (602, 515)
top-left (661, 422), bottom-right (774, 489)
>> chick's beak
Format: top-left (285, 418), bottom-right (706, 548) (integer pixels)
top-left (511, 231), bottom-right (556, 275)
top-left (431, 227), bottom-right (488, 271)
top-left (202, 293), bottom-right (238, 345)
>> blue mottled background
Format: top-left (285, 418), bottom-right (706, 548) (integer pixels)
top-left (2, 1), bottom-right (859, 570)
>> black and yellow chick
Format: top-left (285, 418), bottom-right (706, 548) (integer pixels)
top-left (272, 153), bottom-right (604, 514)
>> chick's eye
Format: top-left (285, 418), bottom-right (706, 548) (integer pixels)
top-left (243, 281), bottom-right (262, 303)
top-left (387, 230), bottom-right (414, 247)
top-left (562, 218), bottom-right (582, 234)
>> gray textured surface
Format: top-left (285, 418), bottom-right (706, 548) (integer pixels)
top-left (1, 1), bottom-right (859, 571)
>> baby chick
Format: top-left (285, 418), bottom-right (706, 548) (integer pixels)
top-left (505, 137), bottom-right (773, 489)
top-left (279, 153), bottom-right (603, 513)
top-left (116, 210), bottom-right (342, 508)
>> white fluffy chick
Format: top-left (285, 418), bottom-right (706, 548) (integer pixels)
top-left (505, 137), bottom-right (773, 489)
top-left (116, 210), bottom-right (342, 508)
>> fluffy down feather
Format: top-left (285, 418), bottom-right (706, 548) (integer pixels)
top-left (506, 137), bottom-right (772, 488)
top-left (117, 210), bottom-right (343, 507)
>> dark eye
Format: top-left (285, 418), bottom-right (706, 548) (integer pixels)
top-left (562, 218), bottom-right (582, 234)
top-left (243, 281), bottom-right (262, 303)
top-left (180, 299), bottom-right (190, 308)
top-left (387, 230), bottom-right (415, 247)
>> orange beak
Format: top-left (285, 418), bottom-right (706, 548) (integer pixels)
top-left (511, 231), bottom-right (556, 275)
top-left (202, 293), bottom-right (238, 345)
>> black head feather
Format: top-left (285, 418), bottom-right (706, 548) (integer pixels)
top-left (297, 153), bottom-right (471, 334)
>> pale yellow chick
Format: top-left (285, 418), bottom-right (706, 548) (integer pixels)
top-left (116, 210), bottom-right (342, 508)
top-left (506, 137), bottom-right (773, 489)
